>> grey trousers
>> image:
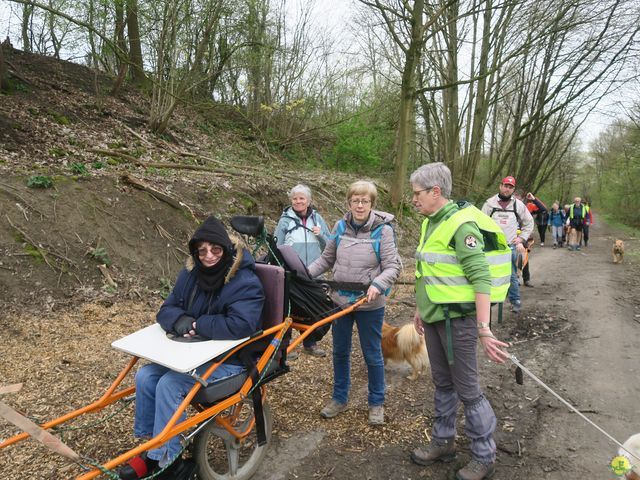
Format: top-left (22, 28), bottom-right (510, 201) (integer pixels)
top-left (424, 315), bottom-right (497, 463)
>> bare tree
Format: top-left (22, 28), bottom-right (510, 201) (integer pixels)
top-left (125, 0), bottom-right (145, 84)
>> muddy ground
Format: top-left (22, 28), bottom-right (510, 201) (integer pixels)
top-left (1, 219), bottom-right (638, 480)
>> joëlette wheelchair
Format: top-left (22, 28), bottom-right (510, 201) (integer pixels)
top-left (0, 215), bottom-right (367, 480)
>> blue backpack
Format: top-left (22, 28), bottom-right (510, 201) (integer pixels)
top-left (333, 220), bottom-right (393, 263)
top-left (332, 220), bottom-right (395, 299)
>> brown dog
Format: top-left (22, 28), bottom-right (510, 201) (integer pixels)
top-left (381, 321), bottom-right (429, 380)
top-left (567, 226), bottom-right (579, 251)
top-left (613, 239), bottom-right (625, 264)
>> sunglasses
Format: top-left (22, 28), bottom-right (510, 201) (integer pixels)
top-left (197, 245), bottom-right (224, 257)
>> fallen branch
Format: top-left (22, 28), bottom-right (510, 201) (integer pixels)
top-left (141, 162), bottom-right (235, 175)
top-left (5, 60), bottom-right (33, 86)
top-left (121, 123), bottom-right (153, 147)
top-left (121, 174), bottom-right (198, 223)
top-left (6, 215), bottom-right (55, 271)
top-left (88, 148), bottom-right (144, 166)
top-left (6, 215), bottom-right (76, 269)
top-left (0, 184), bottom-right (47, 218)
top-left (97, 264), bottom-right (117, 289)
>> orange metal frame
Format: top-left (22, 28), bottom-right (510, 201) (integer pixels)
top-left (0, 297), bottom-right (367, 480)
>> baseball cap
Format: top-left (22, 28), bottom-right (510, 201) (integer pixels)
top-left (502, 176), bottom-right (516, 187)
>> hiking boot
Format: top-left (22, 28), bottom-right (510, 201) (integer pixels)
top-left (303, 345), bottom-right (327, 358)
top-left (156, 457), bottom-right (195, 480)
top-left (320, 400), bottom-right (347, 419)
top-left (524, 281), bottom-right (534, 287)
top-left (410, 439), bottom-right (456, 465)
top-left (455, 459), bottom-right (496, 480)
top-left (368, 405), bottom-right (384, 425)
top-left (287, 350), bottom-right (299, 361)
top-left (511, 301), bottom-right (521, 314)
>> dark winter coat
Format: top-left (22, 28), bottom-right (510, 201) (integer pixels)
top-left (157, 241), bottom-right (265, 347)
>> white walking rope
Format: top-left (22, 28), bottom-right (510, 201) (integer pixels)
top-left (509, 354), bottom-right (640, 465)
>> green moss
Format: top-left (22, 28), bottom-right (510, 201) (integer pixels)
top-left (24, 244), bottom-right (44, 263)
top-left (48, 111), bottom-right (70, 125)
top-left (48, 147), bottom-right (68, 157)
top-left (26, 175), bottom-right (53, 189)
top-left (70, 162), bottom-right (88, 174)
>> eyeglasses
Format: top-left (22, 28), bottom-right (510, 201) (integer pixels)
top-left (412, 187), bottom-right (434, 197)
top-left (349, 199), bottom-right (371, 206)
top-left (197, 245), bottom-right (224, 257)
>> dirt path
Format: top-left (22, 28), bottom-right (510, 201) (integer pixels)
top-left (253, 220), bottom-right (640, 480)
top-left (517, 222), bottom-right (640, 478)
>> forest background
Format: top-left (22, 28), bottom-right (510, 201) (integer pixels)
top-left (1, 0), bottom-right (640, 227)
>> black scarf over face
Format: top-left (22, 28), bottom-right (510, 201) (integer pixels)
top-left (188, 216), bottom-right (235, 293)
top-left (193, 252), bottom-right (234, 293)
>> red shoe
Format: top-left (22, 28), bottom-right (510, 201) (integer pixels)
top-left (118, 453), bottom-right (158, 480)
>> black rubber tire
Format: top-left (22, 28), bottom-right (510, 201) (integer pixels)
top-left (193, 399), bottom-right (272, 480)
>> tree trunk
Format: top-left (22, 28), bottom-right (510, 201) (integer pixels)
top-left (111, 0), bottom-right (128, 95)
top-left (441, 1), bottom-right (460, 186)
top-left (391, 0), bottom-right (425, 209)
top-left (21, 4), bottom-right (33, 52)
top-left (126, 0), bottom-right (146, 85)
top-left (0, 44), bottom-right (9, 93)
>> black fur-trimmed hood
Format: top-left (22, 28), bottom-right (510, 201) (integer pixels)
top-left (185, 235), bottom-right (248, 284)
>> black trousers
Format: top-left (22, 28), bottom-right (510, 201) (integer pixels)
top-left (537, 224), bottom-right (546, 243)
top-left (582, 225), bottom-right (590, 246)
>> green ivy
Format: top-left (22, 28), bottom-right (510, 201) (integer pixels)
top-left (26, 175), bottom-right (54, 189)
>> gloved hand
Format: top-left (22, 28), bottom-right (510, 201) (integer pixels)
top-left (173, 315), bottom-right (196, 336)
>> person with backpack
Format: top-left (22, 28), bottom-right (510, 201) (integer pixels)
top-left (274, 184), bottom-right (331, 357)
top-left (408, 163), bottom-right (510, 480)
top-left (526, 193), bottom-right (548, 246)
top-left (547, 201), bottom-right (566, 248)
top-left (567, 197), bottom-right (590, 251)
top-left (308, 180), bottom-right (400, 425)
top-left (481, 176), bottom-right (534, 314)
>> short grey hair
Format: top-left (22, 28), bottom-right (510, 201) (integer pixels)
top-left (409, 162), bottom-right (452, 199)
top-left (289, 184), bottom-right (312, 201)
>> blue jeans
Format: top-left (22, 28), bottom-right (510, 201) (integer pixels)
top-left (507, 246), bottom-right (520, 305)
top-left (331, 307), bottom-right (385, 406)
top-left (134, 362), bottom-right (245, 465)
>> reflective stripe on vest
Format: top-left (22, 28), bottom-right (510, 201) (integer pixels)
top-left (415, 205), bottom-right (511, 306)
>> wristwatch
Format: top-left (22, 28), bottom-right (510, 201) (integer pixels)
top-left (477, 322), bottom-right (490, 329)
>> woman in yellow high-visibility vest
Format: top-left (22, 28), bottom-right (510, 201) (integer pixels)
top-left (408, 162), bottom-right (510, 480)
